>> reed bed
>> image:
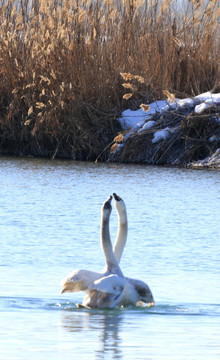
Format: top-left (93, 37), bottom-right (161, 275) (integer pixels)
top-left (0, 0), bottom-right (219, 159)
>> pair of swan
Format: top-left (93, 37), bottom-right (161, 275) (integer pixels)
top-left (61, 193), bottom-right (154, 308)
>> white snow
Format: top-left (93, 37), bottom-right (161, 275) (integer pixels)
top-left (195, 102), bottom-right (211, 114)
top-left (152, 127), bottom-right (171, 143)
top-left (138, 120), bottom-right (156, 133)
top-left (114, 91), bottom-right (220, 153)
top-left (175, 98), bottom-right (195, 107)
top-left (195, 92), bottom-right (220, 102)
top-left (194, 92), bottom-right (220, 114)
top-left (119, 91), bottom-right (220, 132)
top-left (118, 100), bottom-right (168, 131)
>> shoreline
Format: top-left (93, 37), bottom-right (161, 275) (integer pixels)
top-left (1, 140), bottom-right (219, 170)
top-left (0, 95), bottom-right (219, 170)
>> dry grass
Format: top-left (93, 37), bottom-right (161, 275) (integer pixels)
top-left (0, 0), bottom-right (219, 159)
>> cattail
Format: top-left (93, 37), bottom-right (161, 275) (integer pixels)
top-left (140, 104), bottom-right (150, 112)
top-left (24, 119), bottom-right (32, 126)
top-left (110, 143), bottom-right (118, 153)
top-left (28, 107), bottom-right (34, 116)
top-left (120, 72), bottom-right (134, 81)
top-left (134, 75), bottom-right (145, 84)
top-left (123, 93), bottom-right (133, 100)
top-left (114, 133), bottom-right (124, 143)
top-left (26, 83), bottom-right (35, 88)
top-left (40, 76), bottom-right (51, 84)
top-left (122, 83), bottom-right (137, 92)
top-left (36, 102), bottom-right (46, 109)
top-left (163, 90), bottom-right (175, 102)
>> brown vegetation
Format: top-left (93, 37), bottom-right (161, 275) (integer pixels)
top-left (109, 103), bottom-right (220, 167)
top-left (0, 0), bottom-right (219, 160)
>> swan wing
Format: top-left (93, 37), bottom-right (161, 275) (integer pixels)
top-left (90, 274), bottom-right (125, 293)
top-left (83, 274), bottom-right (125, 308)
top-left (61, 269), bottom-right (102, 293)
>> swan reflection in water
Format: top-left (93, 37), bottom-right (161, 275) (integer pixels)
top-left (60, 309), bottom-right (123, 359)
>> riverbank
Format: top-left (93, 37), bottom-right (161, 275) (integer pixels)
top-left (0, 0), bottom-right (219, 168)
top-left (1, 91), bottom-right (220, 169)
top-left (109, 92), bottom-right (220, 169)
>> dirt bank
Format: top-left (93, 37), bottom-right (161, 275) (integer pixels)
top-left (108, 98), bottom-right (220, 169)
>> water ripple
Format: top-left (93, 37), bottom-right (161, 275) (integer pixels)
top-left (1, 296), bottom-right (219, 317)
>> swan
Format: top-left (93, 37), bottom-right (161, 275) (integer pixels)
top-left (61, 194), bottom-right (154, 307)
top-left (80, 195), bottom-right (125, 308)
top-left (61, 194), bottom-right (127, 295)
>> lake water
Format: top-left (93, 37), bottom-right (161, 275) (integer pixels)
top-left (0, 156), bottom-right (219, 360)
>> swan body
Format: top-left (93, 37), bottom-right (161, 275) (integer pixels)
top-left (83, 274), bottom-right (125, 308)
top-left (61, 193), bottom-right (154, 307)
top-left (61, 271), bottom-right (154, 306)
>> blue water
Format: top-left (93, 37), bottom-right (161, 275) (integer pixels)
top-left (0, 156), bottom-right (219, 359)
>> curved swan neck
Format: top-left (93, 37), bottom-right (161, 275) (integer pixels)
top-left (100, 201), bottom-right (123, 277)
top-left (100, 212), bottom-right (116, 267)
top-left (113, 199), bottom-right (128, 263)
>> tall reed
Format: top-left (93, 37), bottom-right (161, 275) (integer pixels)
top-left (0, 0), bottom-right (219, 159)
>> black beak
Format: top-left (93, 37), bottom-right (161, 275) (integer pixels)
top-left (113, 193), bottom-right (121, 201)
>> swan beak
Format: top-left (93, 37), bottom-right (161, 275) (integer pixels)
top-left (113, 193), bottom-right (121, 201)
top-left (107, 195), bottom-right (112, 202)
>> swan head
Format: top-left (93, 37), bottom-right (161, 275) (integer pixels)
top-left (102, 195), bottom-right (112, 220)
top-left (122, 278), bottom-right (154, 307)
top-left (135, 280), bottom-right (154, 306)
top-left (113, 193), bottom-right (127, 224)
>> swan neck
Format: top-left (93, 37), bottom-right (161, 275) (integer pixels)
top-left (113, 207), bottom-right (128, 263)
top-left (100, 216), bottom-right (115, 263)
top-left (100, 212), bottom-right (122, 276)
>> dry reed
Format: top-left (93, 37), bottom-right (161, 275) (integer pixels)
top-left (0, 0), bottom-right (219, 159)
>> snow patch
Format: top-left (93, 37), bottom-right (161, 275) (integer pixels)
top-left (152, 127), bottom-right (171, 143)
top-left (118, 100), bottom-right (168, 131)
top-left (138, 120), bottom-right (156, 133)
top-left (194, 92), bottom-right (220, 114)
top-left (114, 91), bottom-right (220, 154)
top-left (118, 92), bottom-right (220, 132)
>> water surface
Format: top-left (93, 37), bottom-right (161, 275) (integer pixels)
top-left (0, 156), bottom-right (219, 359)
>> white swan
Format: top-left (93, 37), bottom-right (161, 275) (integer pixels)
top-left (61, 194), bottom-right (154, 307)
top-left (61, 194), bottom-right (127, 295)
top-left (81, 196), bottom-right (125, 308)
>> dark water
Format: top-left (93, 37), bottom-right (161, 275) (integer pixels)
top-left (0, 156), bottom-right (219, 359)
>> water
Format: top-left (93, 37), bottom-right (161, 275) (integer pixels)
top-left (0, 156), bottom-right (219, 360)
